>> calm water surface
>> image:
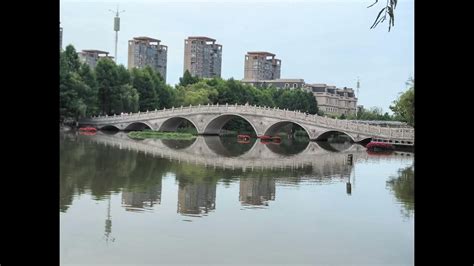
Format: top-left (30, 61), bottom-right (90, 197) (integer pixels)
top-left (60, 132), bottom-right (414, 265)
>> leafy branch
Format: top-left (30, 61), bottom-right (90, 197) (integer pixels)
top-left (368, 0), bottom-right (398, 31)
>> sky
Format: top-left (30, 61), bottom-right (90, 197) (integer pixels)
top-left (60, 0), bottom-right (414, 112)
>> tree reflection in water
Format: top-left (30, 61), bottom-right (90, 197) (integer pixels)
top-left (386, 164), bottom-right (414, 218)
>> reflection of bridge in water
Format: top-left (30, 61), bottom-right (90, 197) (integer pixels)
top-left (64, 132), bottom-right (414, 218)
top-left (71, 132), bottom-right (414, 214)
top-left (84, 132), bottom-right (370, 172)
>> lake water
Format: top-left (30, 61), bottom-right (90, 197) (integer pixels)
top-left (60, 131), bottom-right (414, 265)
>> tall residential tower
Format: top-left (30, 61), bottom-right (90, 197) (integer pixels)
top-left (244, 51), bottom-right (281, 80)
top-left (128, 36), bottom-right (168, 82)
top-left (183, 36), bottom-right (222, 78)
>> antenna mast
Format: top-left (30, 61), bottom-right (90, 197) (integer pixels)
top-left (109, 5), bottom-right (125, 63)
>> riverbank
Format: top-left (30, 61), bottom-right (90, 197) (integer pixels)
top-left (128, 131), bottom-right (197, 140)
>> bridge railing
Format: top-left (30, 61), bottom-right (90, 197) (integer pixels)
top-left (81, 104), bottom-right (414, 140)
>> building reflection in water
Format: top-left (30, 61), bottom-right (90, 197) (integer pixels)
top-left (177, 181), bottom-right (216, 216)
top-left (239, 176), bottom-right (276, 208)
top-left (121, 184), bottom-right (162, 212)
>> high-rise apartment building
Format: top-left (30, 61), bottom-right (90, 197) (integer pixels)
top-left (183, 36), bottom-right (222, 78)
top-left (244, 51), bottom-right (281, 80)
top-left (128, 36), bottom-right (168, 82)
top-left (60, 26), bottom-right (63, 51)
top-left (77, 50), bottom-right (114, 69)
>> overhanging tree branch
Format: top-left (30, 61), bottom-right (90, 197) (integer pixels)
top-left (368, 0), bottom-right (397, 31)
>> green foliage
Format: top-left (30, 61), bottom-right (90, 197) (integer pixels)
top-left (77, 64), bottom-right (99, 116)
top-left (390, 78), bottom-right (414, 127)
top-left (272, 88), bottom-right (318, 114)
top-left (117, 65), bottom-right (131, 85)
top-left (179, 70), bottom-right (200, 86)
top-left (131, 67), bottom-right (158, 111)
top-left (175, 81), bottom-right (218, 106)
top-left (63, 45), bottom-right (81, 72)
top-left (368, 0), bottom-right (397, 32)
top-left (345, 106), bottom-right (395, 121)
top-left (95, 58), bottom-right (120, 114)
top-left (131, 67), bottom-right (175, 111)
top-left (60, 49), bottom-right (99, 121)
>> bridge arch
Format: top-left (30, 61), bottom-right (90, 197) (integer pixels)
top-left (203, 114), bottom-right (259, 136)
top-left (124, 122), bottom-right (154, 131)
top-left (159, 116), bottom-right (199, 132)
top-left (316, 141), bottom-right (354, 152)
top-left (315, 130), bottom-right (355, 142)
top-left (99, 125), bottom-right (120, 131)
top-left (263, 121), bottom-right (311, 138)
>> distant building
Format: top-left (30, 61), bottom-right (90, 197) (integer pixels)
top-left (241, 78), bottom-right (305, 89)
top-left (60, 26), bottom-right (63, 51)
top-left (128, 36), bottom-right (168, 82)
top-left (183, 36), bottom-right (222, 78)
top-left (78, 50), bottom-right (114, 69)
top-left (244, 51), bottom-right (281, 80)
top-left (305, 84), bottom-right (357, 116)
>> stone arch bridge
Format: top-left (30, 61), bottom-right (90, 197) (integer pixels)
top-left (79, 104), bottom-right (414, 144)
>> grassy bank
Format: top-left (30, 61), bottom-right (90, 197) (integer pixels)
top-left (128, 130), bottom-right (197, 140)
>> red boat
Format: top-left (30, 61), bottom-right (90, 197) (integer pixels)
top-left (79, 127), bottom-right (97, 132)
top-left (258, 135), bottom-right (272, 140)
top-left (271, 136), bottom-right (281, 143)
top-left (366, 141), bottom-right (394, 152)
top-left (237, 134), bottom-right (251, 141)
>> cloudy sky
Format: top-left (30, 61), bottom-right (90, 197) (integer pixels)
top-left (60, 0), bottom-right (414, 112)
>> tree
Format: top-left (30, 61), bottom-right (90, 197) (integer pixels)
top-left (144, 67), bottom-right (174, 109)
top-left (111, 84), bottom-right (139, 113)
top-left (95, 58), bottom-right (119, 114)
top-left (179, 70), bottom-right (200, 87)
top-left (60, 48), bottom-right (98, 121)
top-left (131, 68), bottom-right (158, 111)
top-left (368, 0), bottom-right (398, 31)
top-left (78, 64), bottom-right (99, 116)
top-left (390, 77), bottom-right (414, 127)
top-left (63, 45), bottom-right (81, 73)
top-left (175, 81), bottom-right (218, 106)
top-left (116, 65), bottom-right (131, 86)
